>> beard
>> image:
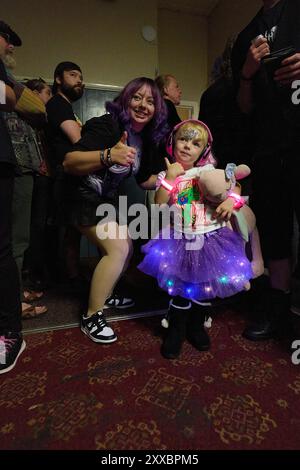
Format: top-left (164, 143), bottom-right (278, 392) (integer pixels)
top-left (60, 82), bottom-right (84, 102)
top-left (2, 52), bottom-right (17, 70)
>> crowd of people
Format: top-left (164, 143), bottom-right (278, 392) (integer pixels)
top-left (1, 0), bottom-right (300, 373)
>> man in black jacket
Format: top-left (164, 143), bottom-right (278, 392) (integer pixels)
top-left (232, 0), bottom-right (300, 341)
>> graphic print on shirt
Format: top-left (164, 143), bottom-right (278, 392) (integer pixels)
top-left (174, 178), bottom-right (206, 231)
top-left (264, 25), bottom-right (278, 44)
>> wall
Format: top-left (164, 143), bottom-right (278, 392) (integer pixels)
top-left (1, 0), bottom-right (158, 86)
top-left (207, 0), bottom-right (262, 82)
top-left (158, 8), bottom-right (208, 102)
top-left (3, 0), bottom-right (260, 103)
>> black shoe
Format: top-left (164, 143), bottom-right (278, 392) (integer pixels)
top-left (0, 332), bottom-right (26, 374)
top-left (103, 294), bottom-right (135, 309)
top-left (161, 301), bottom-right (190, 359)
top-left (81, 311), bottom-right (117, 343)
top-left (186, 303), bottom-right (211, 351)
top-left (243, 288), bottom-right (291, 341)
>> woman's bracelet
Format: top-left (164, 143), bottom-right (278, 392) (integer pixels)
top-left (100, 149), bottom-right (114, 168)
top-left (227, 191), bottom-right (245, 209)
top-left (160, 178), bottom-right (174, 192)
top-left (100, 150), bottom-right (109, 167)
top-left (106, 148), bottom-right (114, 167)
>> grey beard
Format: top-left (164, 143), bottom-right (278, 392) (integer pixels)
top-left (2, 53), bottom-right (17, 70)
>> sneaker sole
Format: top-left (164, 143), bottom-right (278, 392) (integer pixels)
top-left (0, 340), bottom-right (26, 375)
top-left (80, 326), bottom-right (117, 344)
top-left (103, 301), bottom-right (135, 310)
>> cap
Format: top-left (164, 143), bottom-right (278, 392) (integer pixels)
top-left (0, 20), bottom-right (22, 46)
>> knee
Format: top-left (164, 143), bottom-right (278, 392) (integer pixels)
top-left (114, 239), bottom-right (133, 263)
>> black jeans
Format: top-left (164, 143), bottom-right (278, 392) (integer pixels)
top-left (0, 164), bottom-right (22, 333)
top-left (25, 174), bottom-right (53, 281)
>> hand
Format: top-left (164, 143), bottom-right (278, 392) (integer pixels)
top-left (213, 198), bottom-right (235, 222)
top-left (274, 53), bottom-right (300, 85)
top-left (242, 38), bottom-right (270, 79)
top-left (110, 131), bottom-right (136, 166)
top-left (165, 157), bottom-right (185, 181)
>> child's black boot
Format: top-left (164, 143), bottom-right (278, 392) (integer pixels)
top-left (186, 302), bottom-right (211, 351)
top-left (161, 298), bottom-right (191, 359)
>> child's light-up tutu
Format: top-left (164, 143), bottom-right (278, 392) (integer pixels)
top-left (138, 226), bottom-right (253, 301)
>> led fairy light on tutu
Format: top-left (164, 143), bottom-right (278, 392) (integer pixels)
top-left (166, 119), bottom-right (217, 167)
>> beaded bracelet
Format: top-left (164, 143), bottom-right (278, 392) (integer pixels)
top-left (106, 148), bottom-right (114, 167)
top-left (100, 150), bottom-right (109, 167)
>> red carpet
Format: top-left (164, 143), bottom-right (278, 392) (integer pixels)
top-left (0, 308), bottom-right (300, 450)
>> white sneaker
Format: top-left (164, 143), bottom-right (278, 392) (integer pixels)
top-left (103, 294), bottom-right (135, 309)
top-left (81, 311), bottom-right (117, 343)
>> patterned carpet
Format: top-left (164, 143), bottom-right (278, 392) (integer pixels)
top-left (1, 307), bottom-right (300, 451)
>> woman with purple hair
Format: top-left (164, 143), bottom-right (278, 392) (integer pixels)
top-left (62, 77), bottom-right (169, 345)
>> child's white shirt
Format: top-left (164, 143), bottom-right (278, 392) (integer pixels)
top-left (156, 165), bottom-right (226, 235)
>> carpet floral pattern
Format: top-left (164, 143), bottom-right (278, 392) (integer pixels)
top-left (0, 309), bottom-right (300, 450)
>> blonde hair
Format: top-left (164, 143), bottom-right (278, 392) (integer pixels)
top-left (175, 122), bottom-right (208, 147)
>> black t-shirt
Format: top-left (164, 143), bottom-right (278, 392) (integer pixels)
top-left (199, 78), bottom-right (253, 168)
top-left (231, 0), bottom-right (300, 151)
top-left (258, 0), bottom-right (286, 46)
top-left (0, 59), bottom-right (18, 168)
top-left (61, 114), bottom-right (165, 204)
top-left (46, 94), bottom-right (79, 169)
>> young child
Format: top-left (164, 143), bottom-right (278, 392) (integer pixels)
top-left (138, 120), bottom-right (253, 359)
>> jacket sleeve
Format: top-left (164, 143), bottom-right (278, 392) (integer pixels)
top-left (73, 114), bottom-right (122, 151)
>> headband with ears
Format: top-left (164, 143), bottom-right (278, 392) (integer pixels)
top-left (166, 119), bottom-right (215, 166)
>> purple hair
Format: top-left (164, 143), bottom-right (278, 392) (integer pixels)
top-left (106, 77), bottom-right (169, 145)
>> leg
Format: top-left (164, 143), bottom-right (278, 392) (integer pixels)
top-left (11, 174), bottom-right (47, 316)
top-left (243, 154), bottom-right (293, 341)
top-left (0, 165), bottom-right (25, 374)
top-left (78, 221), bottom-right (132, 344)
top-left (161, 296), bottom-right (191, 359)
top-left (12, 174), bottom-right (34, 294)
top-left (26, 175), bottom-right (52, 287)
top-left (78, 222), bottom-right (133, 315)
top-left (186, 301), bottom-right (211, 351)
top-left (0, 168), bottom-right (22, 333)
top-left (63, 226), bottom-right (81, 280)
top-left (249, 227), bottom-right (265, 278)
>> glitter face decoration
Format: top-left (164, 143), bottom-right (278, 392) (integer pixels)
top-left (178, 128), bottom-right (201, 141)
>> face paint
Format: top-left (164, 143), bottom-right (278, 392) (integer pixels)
top-left (178, 128), bottom-right (201, 141)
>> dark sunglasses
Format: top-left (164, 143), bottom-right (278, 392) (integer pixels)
top-left (0, 32), bottom-right (10, 43)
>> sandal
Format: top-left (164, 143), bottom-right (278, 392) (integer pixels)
top-left (23, 290), bottom-right (44, 302)
top-left (21, 303), bottom-right (48, 319)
